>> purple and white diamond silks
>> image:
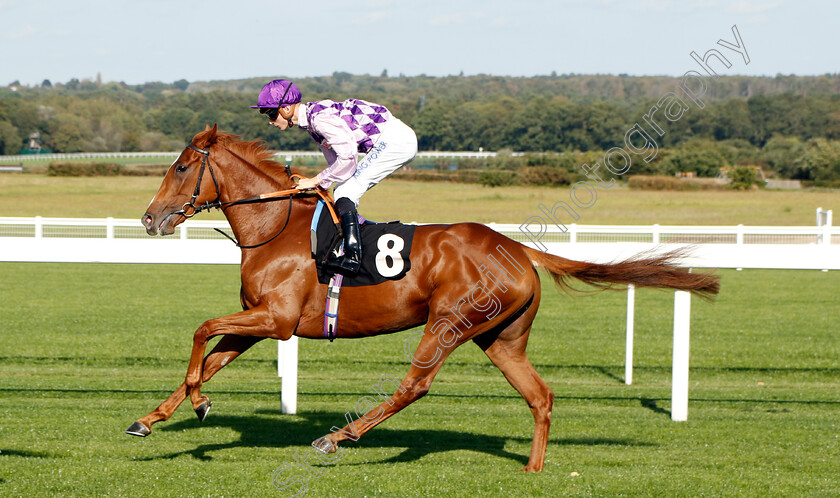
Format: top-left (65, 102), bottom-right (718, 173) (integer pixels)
top-left (305, 99), bottom-right (393, 153)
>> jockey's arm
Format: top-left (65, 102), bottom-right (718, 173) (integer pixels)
top-left (312, 114), bottom-right (358, 189)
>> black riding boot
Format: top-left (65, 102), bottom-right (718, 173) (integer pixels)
top-left (326, 203), bottom-right (362, 275)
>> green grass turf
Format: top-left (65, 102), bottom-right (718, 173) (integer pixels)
top-left (1, 174), bottom-right (838, 225)
top-left (0, 263), bottom-right (838, 496)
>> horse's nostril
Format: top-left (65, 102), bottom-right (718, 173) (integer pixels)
top-left (143, 215), bottom-right (153, 225)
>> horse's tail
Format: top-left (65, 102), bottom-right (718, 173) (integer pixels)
top-left (523, 246), bottom-right (720, 300)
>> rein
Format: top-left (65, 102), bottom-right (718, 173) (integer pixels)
top-left (173, 143), bottom-right (338, 249)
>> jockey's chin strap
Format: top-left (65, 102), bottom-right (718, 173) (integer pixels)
top-left (173, 143), bottom-right (339, 249)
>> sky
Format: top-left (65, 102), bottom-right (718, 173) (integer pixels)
top-left (0, 0), bottom-right (837, 86)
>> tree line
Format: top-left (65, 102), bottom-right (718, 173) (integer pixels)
top-left (1, 73), bottom-right (839, 184)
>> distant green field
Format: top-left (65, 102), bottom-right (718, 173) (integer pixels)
top-left (0, 174), bottom-right (837, 225)
top-left (0, 263), bottom-right (838, 496)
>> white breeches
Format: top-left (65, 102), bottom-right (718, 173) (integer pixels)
top-left (333, 118), bottom-right (418, 206)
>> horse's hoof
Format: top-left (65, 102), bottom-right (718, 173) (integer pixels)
top-left (125, 421), bottom-right (151, 437)
top-left (195, 400), bottom-right (212, 422)
top-left (312, 436), bottom-right (338, 453)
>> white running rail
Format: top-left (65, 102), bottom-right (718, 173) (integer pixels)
top-left (2, 216), bottom-right (837, 418)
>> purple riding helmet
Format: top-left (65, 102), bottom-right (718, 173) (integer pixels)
top-left (251, 79), bottom-right (302, 109)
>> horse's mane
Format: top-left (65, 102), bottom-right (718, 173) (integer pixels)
top-left (193, 126), bottom-right (292, 182)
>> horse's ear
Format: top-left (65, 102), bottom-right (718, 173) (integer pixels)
top-left (194, 124), bottom-right (219, 149)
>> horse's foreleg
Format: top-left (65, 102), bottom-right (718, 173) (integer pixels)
top-left (184, 305), bottom-right (289, 415)
top-left (126, 335), bottom-right (264, 436)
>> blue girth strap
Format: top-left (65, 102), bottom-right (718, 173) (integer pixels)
top-left (310, 200), bottom-right (325, 257)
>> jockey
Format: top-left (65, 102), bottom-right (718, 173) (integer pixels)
top-left (253, 79), bottom-right (418, 275)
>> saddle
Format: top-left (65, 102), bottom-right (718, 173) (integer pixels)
top-left (310, 199), bottom-right (416, 341)
top-left (310, 200), bottom-right (416, 287)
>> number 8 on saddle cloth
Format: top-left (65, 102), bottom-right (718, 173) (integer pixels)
top-left (310, 200), bottom-right (416, 287)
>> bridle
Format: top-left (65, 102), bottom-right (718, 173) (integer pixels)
top-left (173, 144), bottom-right (222, 219)
top-left (169, 142), bottom-right (335, 249)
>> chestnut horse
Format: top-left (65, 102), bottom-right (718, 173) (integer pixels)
top-left (130, 125), bottom-right (719, 472)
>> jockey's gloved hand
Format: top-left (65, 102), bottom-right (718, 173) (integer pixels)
top-left (296, 177), bottom-right (321, 190)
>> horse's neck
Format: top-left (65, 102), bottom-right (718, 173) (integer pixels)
top-left (219, 161), bottom-right (314, 249)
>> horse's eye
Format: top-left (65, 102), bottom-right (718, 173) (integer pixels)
top-left (175, 164), bottom-right (188, 173)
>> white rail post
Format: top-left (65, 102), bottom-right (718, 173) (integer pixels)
top-left (671, 290), bottom-right (691, 421)
top-left (822, 210), bottom-right (832, 247)
top-left (106, 217), bottom-right (115, 239)
top-left (816, 207), bottom-right (822, 236)
top-left (817, 208), bottom-right (832, 271)
top-left (625, 284), bottom-right (635, 385)
top-left (824, 210), bottom-right (832, 272)
top-left (34, 216), bottom-right (43, 238)
top-left (278, 336), bottom-right (299, 414)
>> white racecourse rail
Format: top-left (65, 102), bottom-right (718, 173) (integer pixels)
top-left (2, 217), bottom-right (838, 419)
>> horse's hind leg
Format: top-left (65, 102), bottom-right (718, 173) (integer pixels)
top-left (474, 302), bottom-right (553, 472)
top-left (126, 335), bottom-right (264, 436)
top-left (312, 323), bottom-right (459, 451)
